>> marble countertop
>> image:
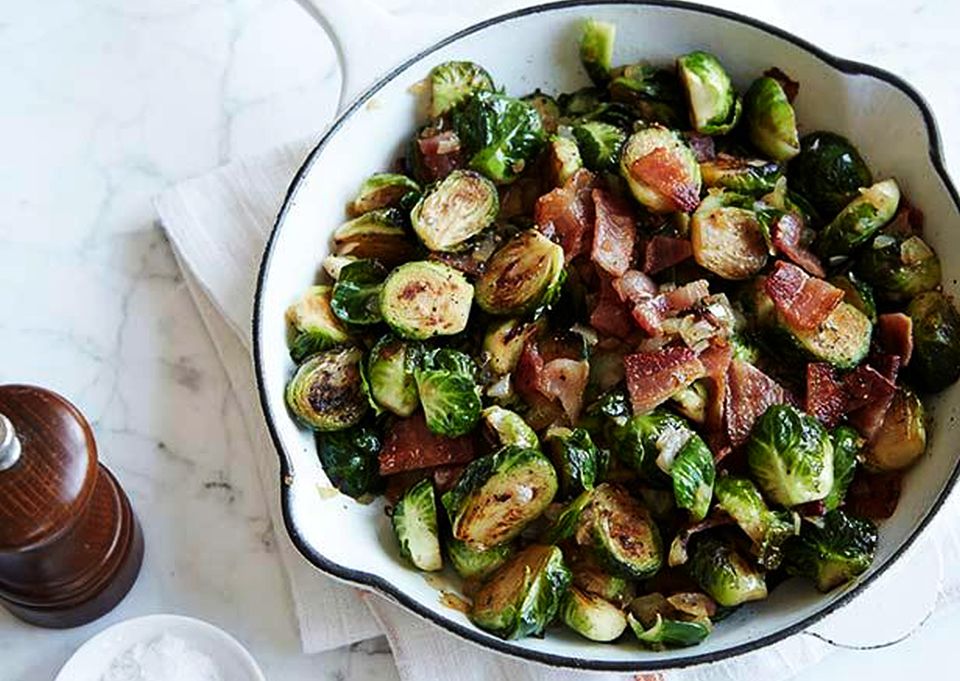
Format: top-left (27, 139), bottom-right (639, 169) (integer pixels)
top-left (1, 1), bottom-right (958, 679)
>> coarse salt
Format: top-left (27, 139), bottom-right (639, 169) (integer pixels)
top-left (102, 633), bottom-right (222, 681)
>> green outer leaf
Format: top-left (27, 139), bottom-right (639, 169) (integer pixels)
top-left (784, 509), bottom-right (878, 592)
top-left (628, 614), bottom-right (711, 649)
top-left (391, 478), bottom-right (442, 571)
top-left (855, 233), bottom-right (941, 303)
top-left (788, 131), bottom-right (873, 218)
top-left (578, 18), bottom-right (616, 85)
top-left (366, 335), bottom-right (421, 417)
top-left (416, 369), bottom-right (481, 437)
top-left (315, 424), bottom-right (382, 498)
top-left (546, 427), bottom-right (601, 498)
top-left (429, 61), bottom-right (494, 118)
top-left (714, 476), bottom-right (798, 569)
top-left (907, 291), bottom-right (960, 393)
top-left (743, 76), bottom-right (799, 161)
top-left (286, 285), bottom-right (352, 363)
top-left (670, 435), bottom-right (715, 521)
top-left (688, 537), bottom-right (768, 607)
top-left (447, 539), bottom-right (513, 580)
top-left (482, 405), bottom-right (539, 449)
top-left (561, 587), bottom-right (628, 642)
top-left (349, 173), bottom-right (421, 216)
top-left (543, 489), bottom-right (594, 544)
top-left (823, 426), bottom-right (862, 512)
top-left (676, 50), bottom-right (739, 135)
top-left (816, 179), bottom-right (900, 257)
top-left (572, 121), bottom-right (626, 172)
top-left (330, 259), bottom-right (387, 326)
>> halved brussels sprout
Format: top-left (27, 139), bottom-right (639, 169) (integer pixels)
top-left (907, 291), bottom-right (960, 393)
top-left (714, 476), bottom-right (800, 569)
top-left (331, 259), bottom-right (387, 326)
top-left (581, 483), bottom-right (663, 579)
top-left (545, 135), bottom-right (583, 187)
top-left (442, 446), bottom-right (558, 549)
top-left (545, 427), bottom-right (603, 498)
top-left (579, 18), bottom-right (616, 85)
top-left (348, 173), bottom-right (421, 217)
top-left (689, 537), bottom-right (768, 607)
top-left (784, 510), bottom-right (877, 592)
top-left (568, 547), bottom-right (636, 606)
top-left (743, 76), bottom-right (800, 161)
top-left (829, 272), bottom-right (877, 323)
top-left (823, 426), bottom-right (862, 512)
top-left (315, 423), bottom-right (381, 499)
top-left (864, 387), bottom-right (926, 471)
top-left (410, 170), bottom-right (498, 252)
top-left (392, 478), bottom-right (442, 571)
top-left (676, 51), bottom-right (740, 135)
top-left (380, 261), bottom-right (474, 340)
top-left (416, 349), bottom-right (481, 437)
top-left (573, 121), bottom-right (626, 172)
top-left (700, 154), bottom-right (783, 195)
top-left (482, 406), bottom-right (539, 449)
top-left (855, 232), bottom-right (941, 302)
top-left (788, 131), bottom-right (873, 218)
top-left (285, 347), bottom-right (367, 431)
top-left (333, 208), bottom-right (417, 267)
top-left (816, 179), bottom-right (901, 258)
top-left (628, 613), bottom-right (711, 649)
top-left (482, 318), bottom-right (540, 375)
top-left (429, 60), bottom-right (494, 118)
top-left (691, 191), bottom-right (768, 280)
top-left (475, 229), bottom-right (566, 317)
top-left (608, 64), bottom-right (684, 127)
top-left (746, 404), bottom-right (834, 507)
top-left (668, 434), bottom-right (716, 522)
top-left (285, 285), bottom-right (351, 363)
top-left (470, 544), bottom-right (571, 639)
top-left (562, 587), bottom-right (627, 642)
top-left (776, 301), bottom-right (873, 370)
top-left (447, 538), bottom-right (513, 581)
top-left (619, 125), bottom-right (701, 213)
top-left (522, 90), bottom-right (561, 134)
top-left (366, 335), bottom-right (420, 417)
top-left (322, 254), bottom-right (356, 280)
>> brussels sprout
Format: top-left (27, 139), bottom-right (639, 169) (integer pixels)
top-left (475, 229), bottom-right (566, 317)
top-left (285, 347), bottom-right (368, 431)
top-left (380, 261), bottom-right (473, 340)
top-left (522, 90), bottom-right (561, 134)
top-left (558, 86), bottom-right (604, 118)
top-left (788, 132), bottom-right (873, 218)
top-left (777, 301), bottom-right (873, 370)
top-left (416, 350), bottom-right (481, 437)
top-left (700, 154), bottom-right (783, 195)
top-left (409, 170), bottom-right (498, 252)
top-left (482, 318), bottom-right (540, 375)
top-left (582, 483), bottom-right (663, 579)
top-left (579, 18), bottom-right (616, 85)
top-left (482, 406), bottom-right (539, 449)
top-left (824, 426), bottom-right (862, 512)
top-left (907, 291), bottom-right (960, 392)
top-left (469, 544), bottom-right (571, 639)
top-left (610, 409), bottom-right (693, 476)
top-left (855, 232), bottom-right (941, 302)
top-left (545, 427), bottom-right (602, 498)
top-left (864, 387), bottom-right (926, 471)
top-left (429, 60), bottom-right (494, 118)
top-left (322, 253), bottom-right (356, 280)
top-left (315, 423), bottom-right (381, 498)
top-left (453, 91), bottom-right (546, 184)
top-left (562, 587), bottom-right (627, 642)
top-left (366, 335), bottom-right (420, 417)
top-left (331, 259), bottom-right (387, 326)
top-left (688, 537), bottom-right (768, 607)
top-left (572, 121), bottom-right (626, 172)
top-left (391, 479), bottom-right (442, 571)
top-left (348, 173), bottom-right (421, 217)
top-left (677, 51), bottom-right (741, 135)
top-left (669, 435), bottom-right (716, 522)
top-left (608, 64), bottom-right (684, 126)
top-left (543, 489), bottom-right (594, 544)
top-left (829, 272), bottom-right (877, 323)
top-left (628, 614), bottom-right (711, 649)
top-left (784, 510), bottom-right (878, 592)
top-left (333, 208), bottom-right (417, 267)
top-left (670, 380), bottom-right (708, 425)
top-left (545, 135), bottom-right (583, 187)
top-left (447, 538), bottom-right (513, 581)
top-left (568, 547), bottom-right (636, 606)
top-left (285, 285), bottom-right (351, 363)
top-left (443, 446), bottom-right (558, 549)
top-left (619, 125), bottom-right (701, 213)
top-left (816, 179), bottom-right (901, 258)
top-left (742, 76), bottom-right (800, 161)
top-left (714, 476), bottom-right (800, 569)
top-left (691, 191), bottom-right (768, 280)
top-left (747, 404), bottom-right (834, 507)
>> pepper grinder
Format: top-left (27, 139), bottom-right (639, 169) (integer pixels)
top-left (0, 385), bottom-right (144, 628)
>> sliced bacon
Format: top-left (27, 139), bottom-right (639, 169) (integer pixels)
top-left (631, 280), bottom-right (710, 336)
top-left (700, 342), bottom-right (734, 434)
top-left (629, 147), bottom-right (700, 213)
top-left (877, 313), bottom-right (914, 366)
top-left (725, 359), bottom-right (788, 448)
top-left (540, 358), bottom-right (590, 422)
top-left (514, 339), bottom-right (545, 402)
top-left (771, 213), bottom-right (825, 277)
top-left (535, 169), bottom-right (597, 262)
top-left (845, 471), bottom-right (902, 519)
top-left (870, 353), bottom-right (902, 383)
top-left (844, 365), bottom-right (897, 440)
top-left (805, 363), bottom-right (846, 429)
top-left (613, 269), bottom-right (657, 304)
top-left (379, 413), bottom-right (476, 475)
top-left (590, 277), bottom-right (634, 339)
top-left (764, 261), bottom-right (844, 331)
top-left (591, 189), bottom-right (637, 277)
top-left (416, 130), bottom-right (463, 182)
top-left (643, 235), bottom-right (694, 275)
top-left (624, 346), bottom-right (706, 414)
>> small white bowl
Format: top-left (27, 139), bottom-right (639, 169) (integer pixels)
top-left (55, 614), bottom-right (266, 681)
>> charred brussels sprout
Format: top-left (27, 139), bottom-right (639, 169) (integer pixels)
top-left (442, 446), bottom-right (558, 550)
top-left (907, 291), bottom-right (960, 393)
top-left (562, 587), bottom-right (628, 642)
top-left (331, 259), bottom-right (387, 326)
top-left (391, 479), bottom-right (442, 571)
top-left (469, 544), bottom-right (571, 639)
top-left (789, 132), bottom-right (873, 218)
top-left (545, 136), bottom-right (583, 187)
top-left (380, 261), bottom-right (473, 339)
top-left (333, 209), bottom-right (417, 267)
top-left (315, 424), bottom-right (381, 499)
top-left (410, 170), bottom-right (498, 252)
top-left (579, 18), bottom-right (616, 85)
top-left (829, 272), bottom-right (877, 323)
top-left (689, 537), bottom-right (768, 607)
top-left (453, 91), bottom-right (546, 184)
top-left (286, 347), bottom-right (367, 431)
top-left (784, 510), bottom-right (878, 592)
top-left (677, 51), bottom-right (741, 135)
top-left (366, 335), bottom-right (420, 417)
top-left (482, 318), bottom-right (539, 375)
top-left (447, 538), bottom-right (513, 581)
top-left (582, 483), bottom-right (663, 579)
top-left (714, 476), bottom-right (800, 569)
top-left (573, 121), bottom-right (626, 172)
top-left (568, 547), bottom-right (636, 606)
top-left (824, 426), bottom-right (862, 512)
top-left (416, 349), bottom-right (481, 437)
top-left (475, 229), bottom-right (566, 317)
top-left (700, 154), bottom-right (783, 195)
top-left (619, 125), bottom-right (701, 213)
top-left (348, 173), bottom-right (421, 217)
top-left (429, 60), bottom-right (494, 118)
top-left (816, 179), bottom-right (900, 258)
top-left (543, 489), bottom-right (594, 544)
top-left (668, 435), bottom-right (716, 522)
top-left (783, 301), bottom-right (873, 370)
top-left (285, 285), bottom-right (351, 363)
top-left (628, 614), bottom-right (711, 649)
top-left (483, 406), bottom-right (539, 449)
top-left (743, 76), bottom-right (799, 161)
top-left (855, 232), bottom-right (941, 302)
top-left (865, 387), bottom-right (926, 471)
top-left (545, 427), bottom-right (602, 498)
top-left (747, 404), bottom-right (834, 507)
top-left (691, 190), bottom-right (769, 280)
top-left (522, 90), bottom-right (561, 134)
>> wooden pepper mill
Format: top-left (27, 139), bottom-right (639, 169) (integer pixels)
top-left (0, 385), bottom-right (144, 628)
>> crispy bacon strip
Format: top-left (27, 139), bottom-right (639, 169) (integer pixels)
top-left (379, 413), bottom-right (476, 475)
top-left (700, 342), bottom-right (734, 434)
top-left (624, 346), bottom-right (705, 414)
top-left (844, 365), bottom-right (897, 440)
top-left (591, 189), bottom-right (637, 277)
top-left (535, 169), bottom-right (597, 261)
top-left (805, 363), bottom-right (846, 429)
top-left (765, 261), bottom-right (844, 331)
top-left (877, 313), bottom-right (914, 366)
top-left (629, 147), bottom-right (700, 212)
top-left (725, 359), bottom-right (787, 448)
top-left (590, 277), bottom-right (634, 339)
top-left (845, 471), bottom-right (902, 519)
top-left (644, 235), bottom-right (694, 275)
top-left (771, 212), bottom-right (825, 277)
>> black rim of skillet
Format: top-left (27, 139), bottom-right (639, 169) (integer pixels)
top-left (253, 0), bottom-right (960, 671)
